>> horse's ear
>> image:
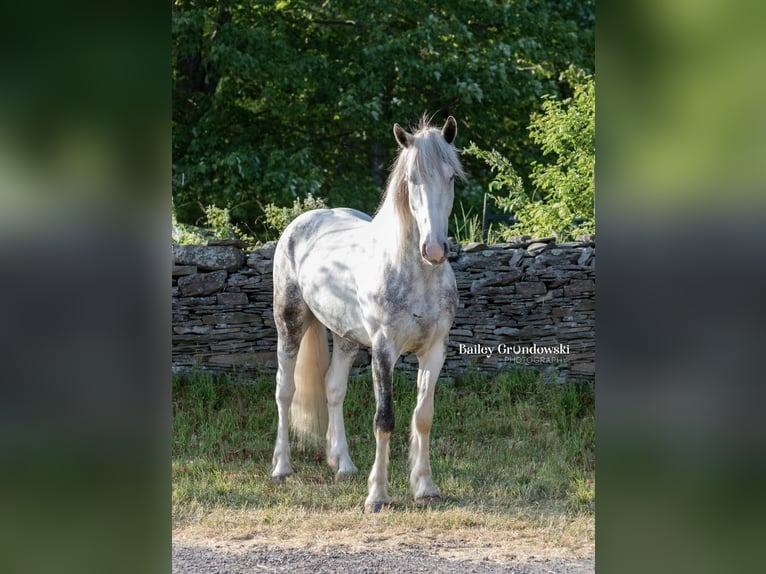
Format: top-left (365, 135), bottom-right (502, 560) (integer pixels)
top-left (442, 116), bottom-right (457, 144)
top-left (393, 123), bottom-right (413, 148)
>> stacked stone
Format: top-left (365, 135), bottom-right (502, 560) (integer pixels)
top-left (172, 241), bottom-right (279, 374)
top-left (445, 235), bottom-right (595, 380)
top-left (171, 236), bottom-right (595, 381)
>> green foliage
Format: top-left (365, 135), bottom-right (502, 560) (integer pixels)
top-left (262, 193), bottom-right (328, 236)
top-left (171, 209), bottom-right (208, 245)
top-left (462, 146), bottom-right (526, 197)
top-left (172, 203), bottom-right (256, 246)
top-left (172, 0), bottom-right (595, 234)
top-left (465, 68), bottom-right (595, 241)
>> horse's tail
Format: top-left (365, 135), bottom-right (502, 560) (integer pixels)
top-left (290, 319), bottom-right (330, 446)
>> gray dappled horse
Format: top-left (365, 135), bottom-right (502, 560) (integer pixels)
top-left (271, 116), bottom-right (465, 512)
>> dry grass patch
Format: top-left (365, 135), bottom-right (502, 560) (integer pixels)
top-left (174, 505), bottom-right (594, 563)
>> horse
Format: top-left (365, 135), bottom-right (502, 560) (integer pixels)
top-left (270, 115), bottom-right (465, 512)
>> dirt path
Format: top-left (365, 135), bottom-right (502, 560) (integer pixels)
top-left (172, 538), bottom-right (594, 573)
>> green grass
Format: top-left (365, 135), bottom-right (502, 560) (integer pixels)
top-left (451, 198), bottom-right (505, 246)
top-left (172, 367), bottom-right (594, 555)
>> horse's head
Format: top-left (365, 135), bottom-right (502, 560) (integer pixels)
top-left (393, 116), bottom-right (464, 266)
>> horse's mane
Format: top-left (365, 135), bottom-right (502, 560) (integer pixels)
top-left (378, 116), bottom-right (466, 230)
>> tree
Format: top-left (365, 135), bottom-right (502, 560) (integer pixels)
top-left (172, 0), bottom-right (595, 237)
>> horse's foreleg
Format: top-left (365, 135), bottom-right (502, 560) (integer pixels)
top-left (325, 335), bottom-right (359, 478)
top-left (365, 342), bottom-right (396, 512)
top-left (410, 340), bottom-right (446, 503)
top-left (271, 350), bottom-right (296, 481)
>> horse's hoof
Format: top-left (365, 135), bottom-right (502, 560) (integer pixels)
top-left (364, 500), bottom-right (393, 513)
top-left (415, 495), bottom-right (443, 507)
top-left (271, 473), bottom-right (291, 484)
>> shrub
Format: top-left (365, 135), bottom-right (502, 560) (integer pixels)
top-left (172, 204), bottom-right (256, 246)
top-left (262, 193), bottom-right (328, 236)
top-left (466, 67), bottom-right (595, 241)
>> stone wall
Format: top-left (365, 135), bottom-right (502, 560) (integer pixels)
top-left (172, 237), bottom-right (595, 381)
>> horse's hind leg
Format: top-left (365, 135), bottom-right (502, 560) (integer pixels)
top-left (325, 333), bottom-right (359, 479)
top-left (409, 339), bottom-right (447, 503)
top-left (271, 285), bottom-right (311, 482)
top-left (271, 350), bottom-right (296, 482)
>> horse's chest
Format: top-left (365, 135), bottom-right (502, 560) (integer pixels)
top-left (376, 271), bottom-right (456, 350)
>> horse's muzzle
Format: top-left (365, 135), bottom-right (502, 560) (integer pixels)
top-left (421, 241), bottom-right (448, 265)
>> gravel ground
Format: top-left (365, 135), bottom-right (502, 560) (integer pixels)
top-left (173, 540), bottom-right (594, 574)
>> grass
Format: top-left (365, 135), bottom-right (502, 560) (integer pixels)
top-left (451, 199), bottom-right (505, 246)
top-left (172, 367), bottom-right (594, 559)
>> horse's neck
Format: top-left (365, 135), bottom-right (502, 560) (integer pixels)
top-left (371, 182), bottom-right (420, 265)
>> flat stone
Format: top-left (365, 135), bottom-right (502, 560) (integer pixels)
top-left (462, 242), bottom-right (488, 253)
top-left (216, 292), bottom-right (249, 305)
top-left (534, 251), bottom-right (579, 267)
top-left (173, 325), bottom-right (210, 335)
top-left (508, 250), bottom-right (526, 267)
top-left (207, 238), bottom-right (249, 249)
top-left (173, 295), bottom-right (217, 306)
top-left (173, 244), bottom-right (244, 272)
top-left (248, 241), bottom-right (277, 261)
top-left (177, 270), bottom-right (228, 297)
top-left (208, 350), bottom-right (277, 366)
top-left (527, 242), bottom-right (549, 256)
top-left (172, 265), bottom-right (198, 277)
top-left (202, 312), bottom-right (261, 325)
top-left (494, 326), bottom-right (521, 336)
top-left (571, 361), bottom-right (595, 374)
top-left (470, 270), bottom-right (522, 293)
top-left (249, 259), bottom-right (273, 274)
top-left (516, 281), bottom-right (547, 295)
top-left (450, 329), bottom-right (474, 337)
top-left (563, 279), bottom-right (596, 295)
top-left (545, 276), bottom-right (570, 289)
top-left (577, 248), bottom-right (595, 266)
